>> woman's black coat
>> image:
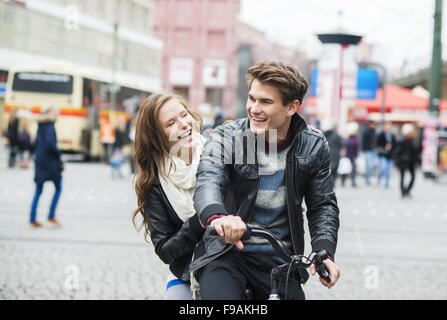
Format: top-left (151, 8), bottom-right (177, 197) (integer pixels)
top-left (145, 177), bottom-right (204, 281)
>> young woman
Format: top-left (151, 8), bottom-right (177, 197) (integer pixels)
top-left (132, 93), bottom-right (206, 300)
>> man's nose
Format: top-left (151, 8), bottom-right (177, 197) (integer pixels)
top-left (250, 101), bottom-right (261, 114)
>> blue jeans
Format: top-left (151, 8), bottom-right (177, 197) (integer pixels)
top-left (364, 150), bottom-right (378, 184)
top-left (29, 180), bottom-right (62, 223)
top-left (377, 157), bottom-right (393, 187)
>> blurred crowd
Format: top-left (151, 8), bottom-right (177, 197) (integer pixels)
top-left (315, 119), bottom-right (422, 199)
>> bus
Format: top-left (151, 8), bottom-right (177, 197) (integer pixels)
top-left (3, 62), bottom-right (155, 159)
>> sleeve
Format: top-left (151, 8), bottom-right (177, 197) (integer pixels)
top-left (193, 126), bottom-right (232, 226)
top-left (304, 137), bottom-right (340, 259)
top-left (44, 126), bottom-right (61, 159)
top-left (145, 187), bottom-right (204, 265)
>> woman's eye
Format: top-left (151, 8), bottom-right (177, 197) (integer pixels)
top-left (167, 122), bottom-right (174, 127)
top-left (182, 113), bottom-right (188, 118)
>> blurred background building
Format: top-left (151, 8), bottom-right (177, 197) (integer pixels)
top-left (0, 0), bottom-right (163, 130)
top-left (152, 0), bottom-right (239, 119)
top-left (0, 0), bottom-right (163, 159)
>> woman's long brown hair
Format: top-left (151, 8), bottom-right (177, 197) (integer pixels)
top-left (132, 93), bottom-right (202, 242)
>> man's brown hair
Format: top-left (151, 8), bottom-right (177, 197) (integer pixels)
top-left (246, 60), bottom-right (309, 105)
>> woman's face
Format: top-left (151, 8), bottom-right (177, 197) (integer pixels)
top-left (158, 98), bottom-right (196, 153)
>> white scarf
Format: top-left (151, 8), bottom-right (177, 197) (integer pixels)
top-left (158, 133), bottom-right (206, 222)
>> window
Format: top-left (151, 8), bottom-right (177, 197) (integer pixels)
top-left (207, 29), bottom-right (225, 49)
top-left (206, 88), bottom-right (223, 107)
top-left (12, 72), bottom-right (74, 94)
top-left (173, 87), bottom-right (189, 101)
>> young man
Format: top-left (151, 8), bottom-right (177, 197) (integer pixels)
top-left (190, 61), bottom-right (340, 300)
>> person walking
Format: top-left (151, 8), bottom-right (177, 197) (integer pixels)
top-left (345, 122), bottom-right (359, 188)
top-left (29, 106), bottom-right (63, 228)
top-left (17, 113), bottom-right (34, 169)
top-left (394, 124), bottom-right (419, 198)
top-left (361, 120), bottom-right (378, 185)
top-left (376, 121), bottom-right (396, 188)
top-left (132, 93), bottom-right (206, 300)
top-left (5, 109), bottom-right (19, 168)
top-left (190, 60), bottom-right (340, 300)
top-left (324, 123), bottom-right (344, 185)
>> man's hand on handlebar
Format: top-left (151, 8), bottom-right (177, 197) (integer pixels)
top-left (310, 258), bottom-right (340, 289)
top-left (210, 215), bottom-right (246, 250)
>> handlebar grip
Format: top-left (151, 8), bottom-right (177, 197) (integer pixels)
top-left (314, 249), bottom-right (331, 283)
top-left (315, 263), bottom-right (331, 283)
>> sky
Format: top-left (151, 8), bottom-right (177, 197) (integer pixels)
top-left (239, 0), bottom-right (447, 79)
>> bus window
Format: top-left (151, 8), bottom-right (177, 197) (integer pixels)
top-left (12, 72), bottom-right (73, 94)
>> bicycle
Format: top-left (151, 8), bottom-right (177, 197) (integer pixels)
top-left (209, 223), bottom-right (331, 300)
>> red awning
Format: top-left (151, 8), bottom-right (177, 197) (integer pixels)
top-left (304, 84), bottom-right (447, 113)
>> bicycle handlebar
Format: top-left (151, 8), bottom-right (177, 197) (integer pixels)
top-left (208, 223), bottom-right (332, 284)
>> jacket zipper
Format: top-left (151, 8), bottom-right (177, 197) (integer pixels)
top-left (285, 133), bottom-right (300, 255)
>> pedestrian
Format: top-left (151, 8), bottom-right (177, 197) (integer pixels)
top-left (190, 60), bottom-right (340, 300)
top-left (345, 122), bottom-right (359, 188)
top-left (17, 113), bottom-right (34, 169)
top-left (376, 121), bottom-right (396, 188)
top-left (5, 108), bottom-right (19, 168)
top-left (361, 120), bottom-right (378, 185)
top-left (394, 123), bottom-right (419, 198)
top-left (109, 147), bottom-right (124, 179)
top-left (29, 106), bottom-right (63, 228)
top-left (337, 148), bottom-right (352, 187)
top-left (324, 123), bottom-right (344, 185)
top-left (131, 93), bottom-right (206, 300)
top-left (113, 116), bottom-right (128, 151)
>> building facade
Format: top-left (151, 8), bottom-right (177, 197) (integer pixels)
top-left (152, 0), bottom-right (239, 118)
top-left (0, 0), bottom-right (163, 132)
top-left (0, 0), bottom-right (162, 94)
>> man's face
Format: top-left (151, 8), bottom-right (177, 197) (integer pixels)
top-left (246, 79), bottom-right (297, 141)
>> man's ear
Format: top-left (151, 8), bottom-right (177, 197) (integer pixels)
top-left (287, 100), bottom-right (300, 117)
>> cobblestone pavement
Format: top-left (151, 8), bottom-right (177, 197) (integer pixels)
top-left (1, 144), bottom-right (447, 300)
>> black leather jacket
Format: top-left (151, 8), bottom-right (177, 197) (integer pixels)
top-left (190, 113), bottom-right (340, 273)
top-left (145, 177), bottom-right (204, 281)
